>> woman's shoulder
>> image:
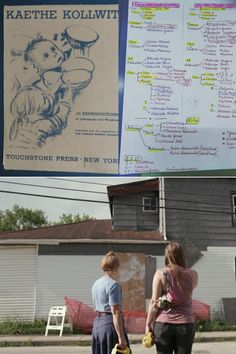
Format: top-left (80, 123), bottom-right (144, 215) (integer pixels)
top-left (156, 267), bottom-right (170, 277)
top-left (156, 267), bottom-right (169, 273)
top-left (186, 267), bottom-right (198, 276)
top-left (153, 267), bottom-right (168, 281)
top-left (104, 275), bottom-right (120, 286)
top-left (92, 275), bottom-right (118, 289)
top-left (189, 268), bottom-right (198, 288)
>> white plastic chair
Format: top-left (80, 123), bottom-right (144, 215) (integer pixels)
top-left (45, 306), bottom-right (67, 336)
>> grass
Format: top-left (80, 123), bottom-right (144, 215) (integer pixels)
top-left (0, 320), bottom-right (72, 335)
top-left (0, 320), bottom-right (46, 335)
top-left (0, 319), bottom-right (235, 336)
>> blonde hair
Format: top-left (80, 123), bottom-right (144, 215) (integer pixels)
top-left (101, 251), bottom-right (119, 272)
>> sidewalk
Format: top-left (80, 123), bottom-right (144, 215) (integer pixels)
top-left (0, 332), bottom-right (236, 347)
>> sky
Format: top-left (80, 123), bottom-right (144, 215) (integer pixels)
top-left (0, 176), bottom-right (153, 222)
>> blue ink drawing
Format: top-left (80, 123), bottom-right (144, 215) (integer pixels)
top-left (8, 25), bottom-right (98, 149)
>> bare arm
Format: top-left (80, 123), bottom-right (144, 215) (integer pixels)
top-left (145, 270), bottom-right (164, 334)
top-left (111, 304), bottom-right (127, 349)
top-left (191, 269), bottom-right (198, 289)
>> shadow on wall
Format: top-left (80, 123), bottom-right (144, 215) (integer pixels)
top-left (222, 298), bottom-right (236, 325)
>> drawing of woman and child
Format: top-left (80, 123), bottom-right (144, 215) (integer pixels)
top-left (8, 29), bottom-right (96, 148)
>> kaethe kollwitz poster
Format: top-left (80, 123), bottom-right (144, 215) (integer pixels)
top-left (4, 4), bottom-right (119, 173)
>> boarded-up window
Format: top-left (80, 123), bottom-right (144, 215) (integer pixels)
top-left (118, 253), bottom-right (146, 312)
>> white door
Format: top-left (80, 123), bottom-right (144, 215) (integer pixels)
top-left (0, 245), bottom-right (37, 321)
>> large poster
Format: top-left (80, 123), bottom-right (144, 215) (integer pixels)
top-left (3, 4), bottom-right (119, 174)
top-left (119, 0), bottom-right (236, 174)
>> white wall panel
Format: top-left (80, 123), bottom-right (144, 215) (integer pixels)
top-left (36, 255), bottom-right (103, 319)
top-left (0, 245), bottom-right (37, 322)
top-left (192, 247), bottom-right (236, 319)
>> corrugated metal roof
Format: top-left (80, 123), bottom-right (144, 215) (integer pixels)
top-left (0, 219), bottom-right (164, 243)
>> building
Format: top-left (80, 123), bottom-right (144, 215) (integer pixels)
top-left (163, 178), bottom-right (236, 323)
top-left (0, 179), bottom-right (165, 321)
top-left (0, 177), bottom-right (235, 323)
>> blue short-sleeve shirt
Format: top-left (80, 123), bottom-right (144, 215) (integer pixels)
top-left (92, 275), bottom-right (122, 312)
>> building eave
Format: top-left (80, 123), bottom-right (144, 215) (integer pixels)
top-left (0, 239), bottom-right (168, 245)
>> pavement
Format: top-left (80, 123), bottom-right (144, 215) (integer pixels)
top-left (0, 331), bottom-right (236, 347)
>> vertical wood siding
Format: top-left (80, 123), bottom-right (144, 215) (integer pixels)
top-left (0, 245), bottom-right (37, 322)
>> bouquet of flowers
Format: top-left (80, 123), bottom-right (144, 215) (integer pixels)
top-left (158, 291), bottom-right (176, 309)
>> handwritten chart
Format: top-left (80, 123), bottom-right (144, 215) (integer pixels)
top-left (120, 1), bottom-right (236, 174)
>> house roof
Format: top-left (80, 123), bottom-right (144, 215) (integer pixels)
top-left (0, 219), bottom-right (164, 245)
top-left (107, 178), bottom-right (159, 197)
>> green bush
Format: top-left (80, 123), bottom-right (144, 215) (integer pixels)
top-left (195, 320), bottom-right (236, 332)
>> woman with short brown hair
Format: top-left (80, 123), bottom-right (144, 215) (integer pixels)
top-left (91, 251), bottom-right (131, 354)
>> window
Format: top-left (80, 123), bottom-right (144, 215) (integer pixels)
top-left (232, 194), bottom-right (236, 223)
top-left (142, 197), bottom-right (158, 212)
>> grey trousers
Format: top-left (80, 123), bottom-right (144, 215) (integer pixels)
top-left (154, 322), bottom-right (195, 354)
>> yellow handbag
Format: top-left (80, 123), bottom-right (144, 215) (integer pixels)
top-left (142, 331), bottom-right (155, 348)
top-left (111, 344), bottom-right (131, 354)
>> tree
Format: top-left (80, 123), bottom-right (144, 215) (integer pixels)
top-left (0, 205), bottom-right (95, 232)
top-left (0, 204), bottom-right (48, 231)
top-left (56, 213), bottom-right (94, 225)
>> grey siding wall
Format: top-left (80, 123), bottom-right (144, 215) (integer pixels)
top-left (112, 192), bottom-right (159, 231)
top-left (36, 255), bottom-right (101, 318)
top-left (38, 244), bottom-right (165, 303)
top-left (164, 178), bottom-right (236, 250)
top-left (192, 247), bottom-right (236, 320)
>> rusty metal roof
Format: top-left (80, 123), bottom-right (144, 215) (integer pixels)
top-left (107, 178), bottom-right (159, 197)
top-left (0, 219), bottom-right (164, 243)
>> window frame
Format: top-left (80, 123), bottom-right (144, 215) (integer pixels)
top-left (142, 197), bottom-right (158, 212)
top-left (231, 193), bottom-right (236, 224)
top-left (235, 257), bottom-right (236, 281)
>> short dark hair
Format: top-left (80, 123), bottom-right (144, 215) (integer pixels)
top-left (24, 38), bottom-right (48, 64)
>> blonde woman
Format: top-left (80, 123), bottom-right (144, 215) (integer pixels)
top-left (145, 242), bottom-right (198, 354)
top-left (91, 251), bottom-right (131, 354)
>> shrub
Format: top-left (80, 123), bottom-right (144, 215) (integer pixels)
top-left (195, 320), bottom-right (236, 332)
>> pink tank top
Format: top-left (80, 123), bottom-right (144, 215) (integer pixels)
top-left (156, 268), bottom-right (194, 324)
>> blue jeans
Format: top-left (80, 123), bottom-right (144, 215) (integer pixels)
top-left (154, 322), bottom-right (195, 354)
